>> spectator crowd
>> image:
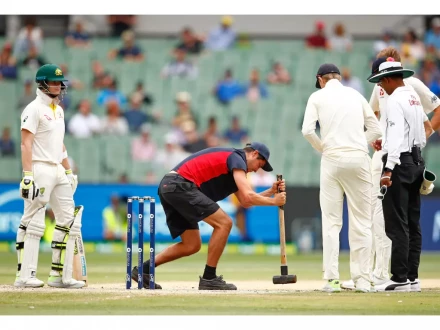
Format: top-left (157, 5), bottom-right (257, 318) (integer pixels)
top-left (2, 15), bottom-right (440, 180)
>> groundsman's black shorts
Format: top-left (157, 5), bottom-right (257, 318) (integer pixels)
top-left (158, 173), bottom-right (220, 239)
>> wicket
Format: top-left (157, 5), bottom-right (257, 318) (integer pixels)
top-left (126, 196), bottom-right (156, 290)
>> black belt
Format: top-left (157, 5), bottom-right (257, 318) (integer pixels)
top-left (382, 147), bottom-right (423, 165)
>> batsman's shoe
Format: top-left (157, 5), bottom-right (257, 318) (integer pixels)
top-left (47, 275), bottom-right (85, 289)
top-left (199, 275), bottom-right (237, 290)
top-left (322, 279), bottom-right (341, 293)
top-left (14, 277), bottom-right (44, 288)
top-left (375, 279), bottom-right (411, 292)
top-left (410, 279), bottom-right (421, 292)
top-left (341, 279), bottom-right (355, 290)
top-left (131, 266), bottom-right (162, 289)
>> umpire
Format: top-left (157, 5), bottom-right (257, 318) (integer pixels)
top-left (367, 57), bottom-right (430, 292)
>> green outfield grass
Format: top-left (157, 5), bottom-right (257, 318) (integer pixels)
top-left (1, 251), bottom-right (440, 315)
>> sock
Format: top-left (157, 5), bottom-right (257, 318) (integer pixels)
top-left (203, 265), bottom-right (216, 280)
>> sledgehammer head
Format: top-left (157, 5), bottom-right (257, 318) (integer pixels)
top-left (272, 274), bottom-right (297, 284)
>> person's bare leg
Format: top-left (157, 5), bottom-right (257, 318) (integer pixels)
top-left (199, 208), bottom-right (236, 290)
top-left (154, 229), bottom-right (201, 267)
top-left (203, 208), bottom-right (233, 267)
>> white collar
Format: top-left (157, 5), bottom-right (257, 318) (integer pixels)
top-left (36, 89), bottom-right (60, 106)
top-left (324, 79), bottom-right (342, 88)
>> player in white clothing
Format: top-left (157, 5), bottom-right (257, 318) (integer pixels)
top-left (342, 48), bottom-right (438, 291)
top-left (14, 64), bottom-right (85, 289)
top-left (302, 63), bottom-right (382, 293)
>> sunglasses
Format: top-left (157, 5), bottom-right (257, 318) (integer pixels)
top-left (377, 185), bottom-right (387, 200)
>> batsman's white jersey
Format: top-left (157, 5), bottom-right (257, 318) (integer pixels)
top-left (368, 77), bottom-right (439, 280)
top-left (17, 89), bottom-right (80, 287)
top-left (21, 90), bottom-right (66, 163)
top-left (302, 79), bottom-right (382, 289)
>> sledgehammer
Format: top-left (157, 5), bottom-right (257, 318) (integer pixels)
top-left (272, 174), bottom-right (297, 285)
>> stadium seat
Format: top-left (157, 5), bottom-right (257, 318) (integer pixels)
top-left (1, 37), bottom-right (396, 186)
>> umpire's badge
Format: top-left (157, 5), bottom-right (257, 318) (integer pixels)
top-left (55, 68), bottom-right (63, 76)
top-left (40, 187), bottom-right (45, 197)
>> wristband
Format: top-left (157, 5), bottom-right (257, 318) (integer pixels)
top-left (65, 169), bottom-right (72, 175)
top-left (381, 176), bottom-right (392, 180)
top-left (62, 150), bottom-right (68, 159)
top-left (384, 167), bottom-right (393, 173)
top-left (23, 171), bottom-right (33, 177)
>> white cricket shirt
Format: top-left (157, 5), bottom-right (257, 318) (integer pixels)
top-left (20, 89), bottom-right (66, 164)
top-left (382, 86), bottom-right (426, 169)
top-left (369, 77), bottom-right (439, 136)
top-left (302, 79), bottom-right (382, 155)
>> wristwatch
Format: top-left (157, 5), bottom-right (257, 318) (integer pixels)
top-left (384, 167), bottom-right (393, 173)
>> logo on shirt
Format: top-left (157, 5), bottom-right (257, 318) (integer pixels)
top-left (39, 187), bottom-right (45, 197)
top-left (379, 88), bottom-right (384, 97)
top-left (389, 121), bottom-right (395, 127)
top-left (23, 115), bottom-right (28, 123)
top-left (55, 68), bottom-right (63, 76)
top-left (432, 95), bottom-right (438, 103)
top-left (409, 95), bottom-right (421, 106)
top-left (44, 114), bottom-right (53, 121)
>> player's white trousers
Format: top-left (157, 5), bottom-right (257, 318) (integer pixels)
top-left (320, 152), bottom-right (373, 287)
top-left (17, 162), bottom-right (75, 276)
top-left (370, 149), bottom-right (392, 279)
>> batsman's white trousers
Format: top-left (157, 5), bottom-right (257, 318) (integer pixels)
top-left (320, 152), bottom-right (373, 287)
top-left (17, 162), bottom-right (75, 274)
top-left (20, 162), bottom-right (75, 229)
top-left (370, 149), bottom-right (391, 279)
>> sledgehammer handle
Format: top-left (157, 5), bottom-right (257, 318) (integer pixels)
top-left (277, 174), bottom-right (287, 267)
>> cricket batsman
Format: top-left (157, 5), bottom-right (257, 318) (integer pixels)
top-left (14, 64), bottom-right (86, 289)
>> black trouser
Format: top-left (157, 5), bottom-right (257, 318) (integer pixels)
top-left (382, 153), bottom-right (425, 283)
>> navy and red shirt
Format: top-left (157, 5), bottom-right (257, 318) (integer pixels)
top-left (172, 147), bottom-right (247, 202)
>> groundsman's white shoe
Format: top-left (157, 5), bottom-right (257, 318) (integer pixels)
top-left (47, 275), bottom-right (85, 289)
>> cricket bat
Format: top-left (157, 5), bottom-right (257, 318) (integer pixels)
top-left (73, 233), bottom-right (88, 286)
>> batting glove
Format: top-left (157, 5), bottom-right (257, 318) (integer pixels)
top-left (19, 171), bottom-right (39, 201)
top-left (65, 169), bottom-right (78, 195)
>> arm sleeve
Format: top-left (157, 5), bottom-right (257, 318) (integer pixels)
top-left (361, 93), bottom-right (382, 143)
top-left (301, 94), bottom-right (323, 153)
top-left (20, 106), bottom-right (39, 134)
top-left (227, 153), bottom-right (247, 172)
top-left (385, 98), bottom-right (405, 170)
top-left (409, 77), bottom-right (440, 114)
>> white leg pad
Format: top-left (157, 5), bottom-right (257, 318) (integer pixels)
top-left (19, 208), bottom-right (46, 280)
